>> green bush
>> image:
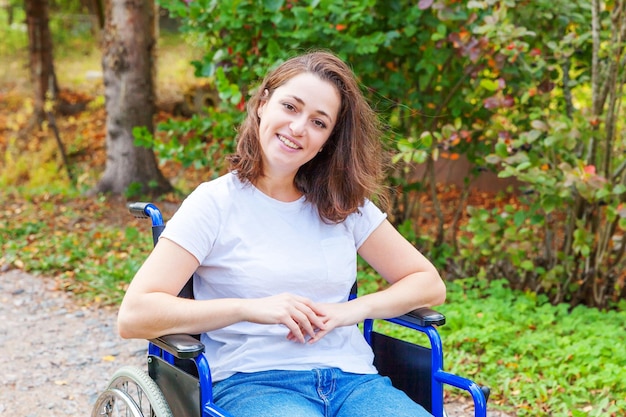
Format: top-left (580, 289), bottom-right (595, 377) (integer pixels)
top-left (0, 8), bottom-right (28, 57)
top-left (461, 0), bottom-right (626, 308)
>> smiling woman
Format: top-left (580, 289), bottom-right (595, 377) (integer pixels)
top-left (117, 51), bottom-right (445, 417)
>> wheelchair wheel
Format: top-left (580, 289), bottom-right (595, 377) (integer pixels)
top-left (92, 366), bottom-right (173, 417)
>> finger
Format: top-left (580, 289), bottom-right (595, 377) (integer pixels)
top-left (284, 318), bottom-right (306, 343)
top-left (307, 314), bottom-right (337, 344)
top-left (308, 328), bottom-right (329, 344)
top-left (292, 295), bottom-right (327, 317)
top-left (293, 314), bottom-right (317, 339)
top-left (307, 312), bottom-right (327, 332)
top-left (284, 301), bottom-right (323, 337)
top-left (294, 301), bottom-right (327, 333)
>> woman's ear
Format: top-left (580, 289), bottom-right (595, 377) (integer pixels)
top-left (257, 89), bottom-right (270, 118)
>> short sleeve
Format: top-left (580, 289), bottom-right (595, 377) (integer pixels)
top-left (159, 182), bottom-right (221, 264)
top-left (350, 200), bottom-right (387, 249)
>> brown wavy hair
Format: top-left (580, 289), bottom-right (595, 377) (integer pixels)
top-left (229, 51), bottom-right (387, 223)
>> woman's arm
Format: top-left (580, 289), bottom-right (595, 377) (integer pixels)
top-left (118, 238), bottom-right (326, 342)
top-left (307, 220), bottom-right (445, 343)
top-left (354, 219), bottom-right (446, 316)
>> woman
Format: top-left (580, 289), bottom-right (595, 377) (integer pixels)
top-left (118, 51), bottom-right (446, 416)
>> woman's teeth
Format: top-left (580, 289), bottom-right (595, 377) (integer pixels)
top-left (278, 135), bottom-right (300, 149)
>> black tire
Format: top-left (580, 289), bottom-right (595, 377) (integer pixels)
top-left (92, 366), bottom-right (172, 417)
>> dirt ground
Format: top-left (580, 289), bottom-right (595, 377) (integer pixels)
top-left (0, 269), bottom-right (512, 417)
top-left (0, 269), bottom-right (146, 416)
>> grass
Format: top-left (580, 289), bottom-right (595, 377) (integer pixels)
top-left (0, 191), bottom-right (154, 305)
top-left (359, 268), bottom-right (626, 417)
top-left (438, 279), bottom-right (626, 416)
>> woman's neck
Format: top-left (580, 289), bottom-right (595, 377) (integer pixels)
top-left (253, 175), bottom-right (302, 202)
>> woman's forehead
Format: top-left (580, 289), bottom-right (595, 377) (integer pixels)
top-left (271, 73), bottom-right (341, 122)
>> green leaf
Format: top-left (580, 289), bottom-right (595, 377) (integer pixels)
top-left (413, 150), bottom-right (428, 164)
top-left (480, 78), bottom-right (500, 91)
top-left (495, 142), bottom-right (508, 158)
top-left (467, 0), bottom-right (486, 9)
top-left (262, 0), bottom-right (284, 12)
top-left (613, 184), bottom-right (626, 195)
top-left (420, 131), bottom-right (433, 148)
top-left (513, 210), bottom-right (526, 227)
top-left (520, 260), bottom-right (534, 271)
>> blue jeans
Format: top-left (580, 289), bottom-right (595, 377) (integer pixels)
top-left (212, 368), bottom-right (433, 417)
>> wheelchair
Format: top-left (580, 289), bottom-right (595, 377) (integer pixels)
top-left (92, 202), bottom-right (490, 417)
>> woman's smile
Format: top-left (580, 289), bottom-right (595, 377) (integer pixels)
top-left (277, 134), bottom-right (302, 150)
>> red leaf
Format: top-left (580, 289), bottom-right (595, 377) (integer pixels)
top-left (583, 165), bottom-right (596, 175)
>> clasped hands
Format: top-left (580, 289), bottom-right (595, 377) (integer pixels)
top-left (243, 293), bottom-right (359, 344)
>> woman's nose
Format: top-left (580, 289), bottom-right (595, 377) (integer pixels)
top-left (289, 116), bottom-right (306, 136)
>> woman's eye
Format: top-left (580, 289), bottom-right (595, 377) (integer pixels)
top-left (313, 120), bottom-right (327, 129)
top-left (282, 103), bottom-right (296, 112)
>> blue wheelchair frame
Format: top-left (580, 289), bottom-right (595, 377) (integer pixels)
top-left (129, 202), bottom-right (489, 417)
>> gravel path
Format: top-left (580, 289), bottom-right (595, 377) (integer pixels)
top-left (0, 270), bottom-right (146, 416)
top-left (0, 269), bottom-right (511, 417)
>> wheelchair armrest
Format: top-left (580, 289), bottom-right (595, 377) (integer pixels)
top-left (150, 334), bottom-right (205, 359)
top-left (128, 202), bottom-right (153, 218)
top-left (400, 307), bottom-right (446, 327)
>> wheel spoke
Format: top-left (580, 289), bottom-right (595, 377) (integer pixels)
top-left (91, 366), bottom-right (172, 417)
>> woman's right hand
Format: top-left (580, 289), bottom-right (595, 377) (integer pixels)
top-left (242, 293), bottom-right (327, 343)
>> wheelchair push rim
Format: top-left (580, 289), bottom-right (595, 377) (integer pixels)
top-left (92, 366), bottom-right (173, 417)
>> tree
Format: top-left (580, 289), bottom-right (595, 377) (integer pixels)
top-left (93, 0), bottom-right (172, 196)
top-left (24, 0), bottom-right (59, 126)
top-left (83, 0), bottom-right (105, 33)
top-left (3, 0), bottom-right (17, 25)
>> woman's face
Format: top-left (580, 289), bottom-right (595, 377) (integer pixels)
top-left (257, 72), bottom-right (341, 178)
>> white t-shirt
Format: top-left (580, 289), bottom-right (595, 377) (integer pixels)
top-left (161, 172), bottom-right (387, 381)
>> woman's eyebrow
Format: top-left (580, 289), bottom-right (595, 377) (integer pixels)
top-left (287, 95), bottom-right (334, 124)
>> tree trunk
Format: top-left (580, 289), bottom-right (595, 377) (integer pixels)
top-left (93, 0), bottom-right (172, 197)
top-left (5, 1), bottom-right (15, 25)
top-left (82, 0), bottom-right (105, 39)
top-left (24, 0), bottom-right (59, 126)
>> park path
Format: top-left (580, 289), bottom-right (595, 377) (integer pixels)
top-left (0, 269), bottom-right (145, 416)
top-left (0, 269), bottom-right (511, 417)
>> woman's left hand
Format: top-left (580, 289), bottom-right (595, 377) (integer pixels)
top-left (286, 301), bottom-right (366, 344)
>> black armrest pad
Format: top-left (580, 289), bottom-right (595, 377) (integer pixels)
top-left (150, 334), bottom-right (205, 359)
top-left (401, 307), bottom-right (446, 327)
